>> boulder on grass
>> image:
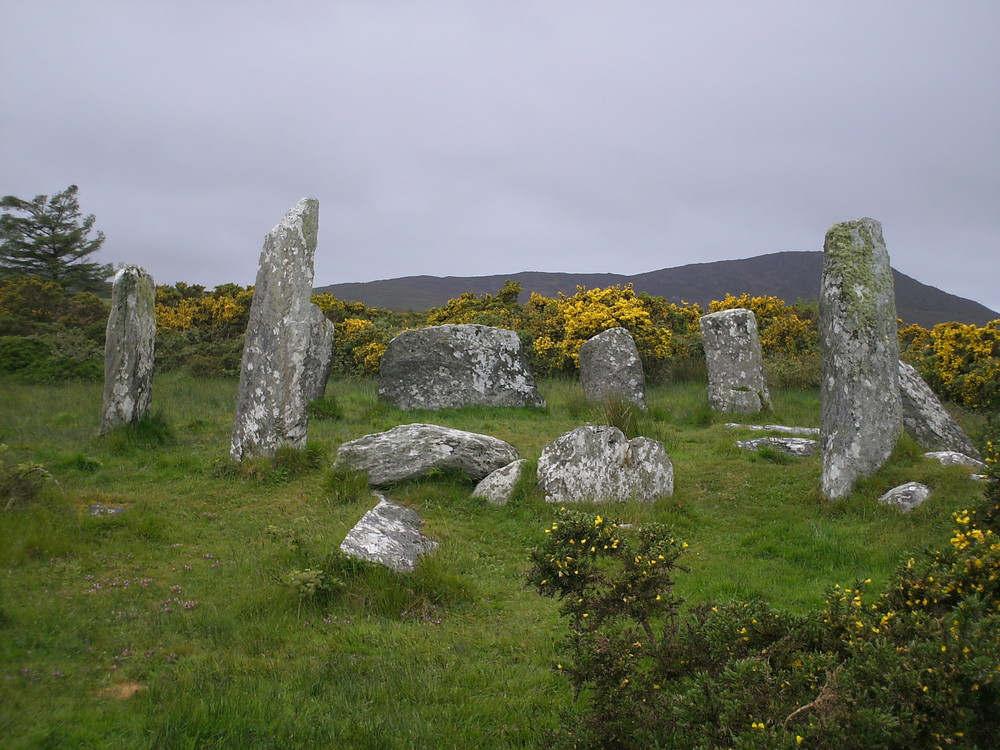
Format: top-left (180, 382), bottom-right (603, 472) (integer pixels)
top-left (537, 425), bottom-right (673, 504)
top-left (378, 324), bottom-right (545, 410)
top-left (333, 423), bottom-right (520, 486)
top-left (472, 459), bottom-right (527, 505)
top-left (340, 495), bottom-right (438, 572)
top-left (877, 482), bottom-right (931, 513)
top-left (735, 437), bottom-right (818, 457)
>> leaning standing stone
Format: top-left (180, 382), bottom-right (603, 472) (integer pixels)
top-left (340, 495), bottom-right (438, 573)
top-left (231, 198), bottom-right (320, 461)
top-left (898, 360), bottom-right (981, 459)
top-left (699, 308), bottom-right (771, 414)
top-left (819, 218), bottom-right (902, 500)
top-left (99, 265), bottom-right (156, 435)
top-left (302, 304), bottom-right (335, 404)
top-left (379, 324), bottom-right (545, 410)
top-left (578, 327), bottom-right (647, 409)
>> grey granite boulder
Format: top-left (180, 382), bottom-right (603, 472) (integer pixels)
top-left (334, 423), bottom-right (520, 486)
top-left (819, 218), bottom-right (902, 499)
top-left (99, 265), bottom-right (156, 435)
top-left (472, 459), bottom-right (527, 505)
top-left (302, 304), bottom-right (335, 403)
top-left (877, 482), bottom-right (931, 513)
top-left (537, 425), bottom-right (673, 503)
top-left (578, 327), bottom-right (647, 409)
top-left (699, 308), bottom-right (771, 414)
top-left (340, 495), bottom-right (438, 573)
top-left (923, 451), bottom-right (988, 472)
top-left (725, 423), bottom-right (820, 436)
top-left (898, 360), bottom-right (981, 459)
top-left (379, 324), bottom-right (545, 410)
top-left (231, 198), bottom-right (320, 461)
top-left (735, 437), bottom-right (818, 457)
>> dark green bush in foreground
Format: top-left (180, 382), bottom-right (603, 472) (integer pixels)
top-left (529, 476), bottom-right (1000, 749)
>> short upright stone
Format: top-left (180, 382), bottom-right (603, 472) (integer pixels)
top-left (378, 324), bottom-right (545, 410)
top-left (578, 327), bottom-right (647, 409)
top-left (302, 304), bottom-right (335, 403)
top-left (99, 265), bottom-right (156, 435)
top-left (819, 218), bottom-right (902, 499)
top-left (231, 198), bottom-right (320, 462)
top-left (699, 308), bottom-right (771, 414)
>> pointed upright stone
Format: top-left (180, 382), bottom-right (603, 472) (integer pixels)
top-left (819, 218), bottom-right (902, 499)
top-left (699, 308), bottom-right (771, 414)
top-left (99, 265), bottom-right (156, 435)
top-left (302, 304), bottom-right (335, 403)
top-left (231, 198), bottom-right (320, 462)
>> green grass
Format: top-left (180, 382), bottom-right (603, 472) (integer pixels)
top-left (0, 372), bottom-right (989, 748)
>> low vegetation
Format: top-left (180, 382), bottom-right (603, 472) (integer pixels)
top-left (1, 372), bottom-right (996, 748)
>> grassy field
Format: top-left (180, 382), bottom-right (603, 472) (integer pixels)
top-left (0, 373), bottom-right (988, 748)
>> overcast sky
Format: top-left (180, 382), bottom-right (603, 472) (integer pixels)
top-left (2, 1), bottom-right (998, 312)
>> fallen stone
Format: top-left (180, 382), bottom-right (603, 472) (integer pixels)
top-left (87, 503), bottom-right (127, 517)
top-left (100, 265), bottom-right (156, 435)
top-left (700, 308), bottom-right (771, 414)
top-left (923, 451), bottom-right (988, 472)
top-left (537, 425), bottom-right (673, 503)
top-left (340, 495), bottom-right (438, 573)
top-left (899, 360), bottom-right (981, 459)
top-left (334, 423), bottom-right (520, 486)
top-left (578, 327), bottom-right (647, 409)
top-left (736, 437), bottom-right (818, 457)
top-left (379, 324), bottom-right (545, 410)
top-left (472, 459), bottom-right (527, 505)
top-left (877, 482), bottom-right (931, 513)
top-left (819, 218), bottom-right (902, 499)
top-left (725, 423), bottom-right (820, 436)
top-left (231, 198), bottom-right (320, 461)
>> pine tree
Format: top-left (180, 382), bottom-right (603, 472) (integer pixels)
top-left (0, 185), bottom-right (112, 293)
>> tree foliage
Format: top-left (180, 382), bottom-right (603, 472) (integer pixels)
top-left (0, 185), bottom-right (111, 293)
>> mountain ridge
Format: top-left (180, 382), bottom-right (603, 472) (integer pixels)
top-left (315, 251), bottom-right (999, 328)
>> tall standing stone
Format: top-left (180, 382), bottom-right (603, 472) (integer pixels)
top-left (231, 198), bottom-right (320, 462)
top-left (699, 308), bottom-right (771, 414)
top-left (578, 327), bottom-right (647, 409)
top-left (99, 265), bottom-right (156, 435)
top-left (819, 218), bottom-right (902, 499)
top-left (302, 304), bottom-right (335, 403)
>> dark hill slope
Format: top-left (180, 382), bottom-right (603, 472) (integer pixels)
top-left (315, 251), bottom-right (998, 328)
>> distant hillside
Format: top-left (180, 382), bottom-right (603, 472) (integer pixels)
top-left (315, 251), bottom-right (999, 328)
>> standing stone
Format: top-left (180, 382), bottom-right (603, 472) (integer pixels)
top-left (699, 308), bottom-right (771, 414)
top-left (578, 327), bottom-right (647, 409)
top-left (378, 324), bottom-right (545, 410)
top-left (302, 304), bottom-right (335, 403)
top-left (231, 198), bottom-right (320, 462)
top-left (537, 425), bottom-right (674, 504)
top-left (99, 265), bottom-right (156, 435)
top-left (898, 360), bottom-right (981, 459)
top-left (819, 218), bottom-right (902, 500)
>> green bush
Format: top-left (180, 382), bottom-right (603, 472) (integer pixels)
top-left (529, 484), bottom-right (1000, 749)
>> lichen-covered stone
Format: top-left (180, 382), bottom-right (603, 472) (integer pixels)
top-left (923, 451), bottom-right (988, 472)
top-left (725, 424), bottom-right (820, 436)
top-left (339, 495), bottom-right (438, 572)
top-left (578, 327), bottom-right (647, 409)
top-left (302, 304), bottom-right (335, 403)
top-left (472, 459), bottom-right (527, 505)
top-left (334, 423), bottom-right (520, 487)
top-left (378, 324), bottom-right (545, 410)
top-left (898, 360), bottom-right (981, 459)
top-left (819, 218), bottom-right (902, 499)
top-left (537, 425), bottom-right (673, 503)
top-left (877, 482), bottom-right (931, 513)
top-left (699, 308), bottom-right (771, 414)
top-left (735, 437), bottom-right (818, 456)
top-left (231, 198), bottom-right (320, 461)
top-left (99, 265), bottom-right (156, 435)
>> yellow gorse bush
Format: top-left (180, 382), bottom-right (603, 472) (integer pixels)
top-left (708, 293), bottom-right (818, 356)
